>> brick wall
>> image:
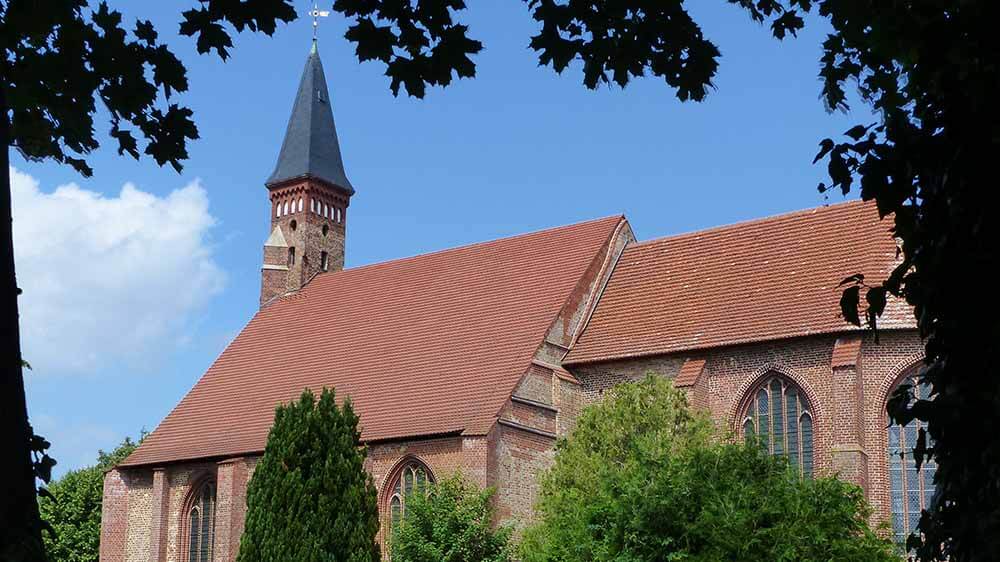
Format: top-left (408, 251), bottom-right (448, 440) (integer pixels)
top-left (101, 329), bottom-right (922, 560)
top-left (99, 469), bottom-right (129, 562)
top-left (261, 177), bottom-right (350, 306)
top-left (567, 329), bottom-right (924, 529)
top-left (491, 423), bottom-right (556, 532)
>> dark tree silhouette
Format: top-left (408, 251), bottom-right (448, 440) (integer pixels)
top-left (329, 2), bottom-right (997, 560)
top-left (0, 1), bottom-right (296, 558)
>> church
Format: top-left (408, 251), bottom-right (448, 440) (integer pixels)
top-left (99, 43), bottom-right (927, 562)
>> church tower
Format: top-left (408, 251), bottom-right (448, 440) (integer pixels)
top-left (261, 42), bottom-right (354, 307)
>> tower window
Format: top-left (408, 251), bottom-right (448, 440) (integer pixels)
top-left (322, 224), bottom-right (329, 236)
top-left (288, 247), bottom-right (296, 267)
top-left (275, 203), bottom-right (281, 218)
top-left (290, 219), bottom-right (297, 231)
top-left (298, 197), bottom-right (303, 213)
top-left (320, 251), bottom-right (329, 271)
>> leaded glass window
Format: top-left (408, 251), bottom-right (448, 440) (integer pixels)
top-left (187, 480), bottom-right (216, 562)
top-left (387, 460), bottom-right (433, 530)
top-left (742, 375), bottom-right (814, 477)
top-left (888, 374), bottom-right (937, 546)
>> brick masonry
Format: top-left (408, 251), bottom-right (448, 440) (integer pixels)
top-left (260, 177), bottom-right (350, 307)
top-left (99, 329), bottom-right (923, 560)
top-left (569, 329), bottom-right (924, 528)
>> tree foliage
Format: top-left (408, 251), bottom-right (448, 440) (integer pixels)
top-left (521, 376), bottom-right (898, 562)
top-left (1, 2), bottom-right (295, 558)
top-left (332, 2), bottom-right (1000, 560)
top-left (38, 435), bottom-right (142, 562)
top-left (238, 388), bottom-right (380, 562)
top-left (2, 0), bottom-right (296, 176)
top-left (390, 474), bottom-right (512, 562)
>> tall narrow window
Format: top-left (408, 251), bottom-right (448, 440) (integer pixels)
top-left (287, 247), bottom-right (296, 267)
top-left (320, 251), bottom-right (329, 271)
top-left (888, 373), bottom-right (936, 545)
top-left (742, 375), bottom-right (814, 477)
top-left (187, 480), bottom-right (216, 562)
top-left (386, 459), bottom-right (433, 531)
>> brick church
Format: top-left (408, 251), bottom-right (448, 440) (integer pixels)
top-left (99, 43), bottom-right (927, 561)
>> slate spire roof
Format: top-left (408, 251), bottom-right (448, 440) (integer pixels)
top-left (267, 43), bottom-right (355, 194)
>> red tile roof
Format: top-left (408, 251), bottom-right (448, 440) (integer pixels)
top-left (674, 359), bottom-right (706, 388)
top-left (564, 201), bottom-right (914, 365)
top-left (123, 216), bottom-right (623, 467)
top-left (831, 335), bottom-right (863, 368)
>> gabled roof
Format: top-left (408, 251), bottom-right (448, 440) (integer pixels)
top-left (122, 216), bottom-right (623, 467)
top-left (564, 201), bottom-right (914, 365)
top-left (266, 45), bottom-right (354, 193)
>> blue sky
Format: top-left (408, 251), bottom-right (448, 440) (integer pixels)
top-left (15, 1), bottom-right (873, 475)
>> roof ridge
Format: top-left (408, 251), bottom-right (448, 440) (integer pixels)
top-left (332, 215), bottom-right (625, 275)
top-left (631, 199), bottom-right (873, 248)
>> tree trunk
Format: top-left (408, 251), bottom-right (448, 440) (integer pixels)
top-left (0, 82), bottom-right (45, 560)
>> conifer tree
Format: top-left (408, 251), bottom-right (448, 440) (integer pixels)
top-left (237, 388), bottom-right (380, 562)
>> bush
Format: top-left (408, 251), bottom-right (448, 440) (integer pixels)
top-left (237, 388), bottom-right (380, 562)
top-left (39, 435), bottom-right (141, 562)
top-left (390, 474), bottom-right (512, 562)
top-left (521, 375), bottom-right (898, 561)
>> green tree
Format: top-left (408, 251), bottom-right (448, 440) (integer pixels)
top-left (238, 388), bottom-right (380, 562)
top-left (326, 5), bottom-right (997, 558)
top-left (390, 474), bottom-right (512, 562)
top-left (1, 2), bottom-right (296, 558)
top-left (37, 435), bottom-right (142, 562)
top-left (521, 376), bottom-right (898, 562)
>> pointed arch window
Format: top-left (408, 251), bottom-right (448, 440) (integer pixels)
top-left (187, 479), bottom-right (216, 562)
top-left (888, 372), bottom-right (936, 545)
top-left (742, 375), bottom-right (814, 477)
top-left (386, 459), bottom-right (434, 531)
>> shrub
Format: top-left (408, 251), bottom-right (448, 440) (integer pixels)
top-left (390, 474), bottom-right (512, 562)
top-left (521, 375), bottom-right (898, 561)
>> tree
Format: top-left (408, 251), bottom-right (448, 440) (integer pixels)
top-left (520, 376), bottom-right (899, 562)
top-left (37, 435), bottom-right (142, 562)
top-left (1, 1), bottom-right (296, 558)
top-left (237, 388), bottom-right (380, 562)
top-left (390, 474), bottom-right (512, 562)
top-left (326, 3), bottom-right (998, 559)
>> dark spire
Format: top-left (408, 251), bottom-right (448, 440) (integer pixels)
top-left (266, 44), bottom-right (354, 194)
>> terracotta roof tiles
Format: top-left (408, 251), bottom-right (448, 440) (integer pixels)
top-left (123, 216), bottom-right (623, 467)
top-left (564, 201), bottom-right (913, 365)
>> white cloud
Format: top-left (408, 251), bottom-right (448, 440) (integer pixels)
top-left (11, 167), bottom-right (226, 374)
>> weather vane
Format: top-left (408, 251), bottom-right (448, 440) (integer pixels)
top-left (308, 2), bottom-right (330, 43)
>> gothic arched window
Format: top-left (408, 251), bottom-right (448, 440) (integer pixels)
top-left (187, 479), bottom-right (216, 562)
top-left (386, 459), bottom-right (434, 530)
top-left (742, 375), bottom-right (814, 477)
top-left (888, 373), bottom-right (937, 545)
